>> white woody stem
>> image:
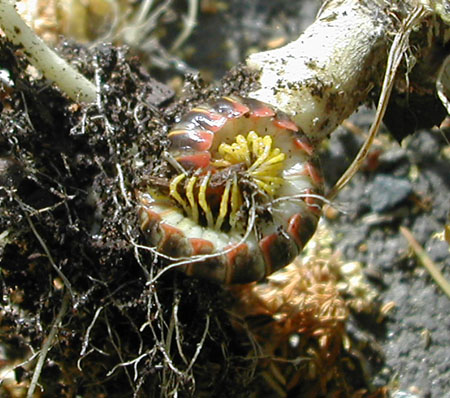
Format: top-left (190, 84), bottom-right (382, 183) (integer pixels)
top-left (0, 0), bottom-right (96, 103)
top-left (246, 0), bottom-right (399, 141)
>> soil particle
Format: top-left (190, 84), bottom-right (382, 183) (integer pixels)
top-left (322, 127), bottom-right (450, 397)
top-left (368, 175), bottom-right (413, 213)
top-left (378, 148), bottom-right (410, 176)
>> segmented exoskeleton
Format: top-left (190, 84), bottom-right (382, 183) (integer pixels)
top-left (138, 96), bottom-right (324, 284)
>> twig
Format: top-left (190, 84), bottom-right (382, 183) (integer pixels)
top-left (116, 163), bottom-right (131, 207)
top-left (0, 0), bottom-right (96, 102)
top-left (185, 314), bottom-right (209, 373)
top-left (400, 226), bottom-right (450, 299)
top-left (23, 210), bottom-right (74, 300)
top-left (106, 351), bottom-right (151, 379)
top-left (104, 312), bottom-right (136, 393)
top-left (26, 291), bottom-right (70, 398)
top-left (79, 306), bottom-right (104, 358)
top-left (173, 294), bottom-right (189, 366)
top-left (246, 0), bottom-right (392, 140)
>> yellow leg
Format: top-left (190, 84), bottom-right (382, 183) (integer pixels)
top-left (253, 175), bottom-right (285, 185)
top-left (264, 150), bottom-right (285, 166)
top-left (169, 174), bottom-right (190, 214)
top-left (199, 172), bottom-right (214, 228)
top-left (211, 159), bottom-right (232, 168)
top-left (254, 179), bottom-right (276, 196)
top-left (236, 134), bottom-right (251, 166)
top-left (186, 175), bottom-right (199, 223)
top-left (215, 178), bottom-right (232, 230)
top-left (229, 174), bottom-right (241, 230)
top-left (217, 134), bottom-right (250, 166)
top-left (248, 133), bottom-right (272, 172)
top-left (166, 131), bottom-right (287, 230)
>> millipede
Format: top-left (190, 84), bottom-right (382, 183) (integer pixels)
top-left (138, 95), bottom-right (324, 284)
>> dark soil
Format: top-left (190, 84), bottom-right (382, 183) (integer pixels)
top-left (322, 119), bottom-right (450, 398)
top-left (0, 1), bottom-right (449, 398)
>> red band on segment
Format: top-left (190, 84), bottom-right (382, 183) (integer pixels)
top-left (176, 152), bottom-right (211, 169)
top-left (139, 207), bottom-right (162, 238)
top-left (159, 223), bottom-right (187, 257)
top-left (225, 243), bottom-right (248, 265)
top-left (304, 162), bottom-right (323, 185)
top-left (259, 233), bottom-right (279, 276)
top-left (287, 213), bottom-right (305, 248)
top-left (190, 238), bottom-right (215, 255)
top-left (184, 108), bottom-right (228, 132)
top-left (304, 188), bottom-right (322, 215)
top-left (242, 97), bottom-right (276, 117)
top-left (214, 97), bottom-right (250, 118)
top-left (224, 243), bottom-right (249, 284)
top-left (293, 137), bottom-right (314, 156)
top-left (160, 223), bottom-right (183, 238)
top-left (273, 117), bottom-right (299, 132)
top-left (169, 129), bottom-right (215, 152)
top-left (139, 207), bottom-right (162, 224)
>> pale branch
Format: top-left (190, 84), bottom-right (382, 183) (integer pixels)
top-left (246, 0), bottom-right (449, 142)
top-left (0, 0), bottom-right (96, 103)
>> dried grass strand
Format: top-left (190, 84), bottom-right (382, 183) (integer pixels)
top-left (327, 6), bottom-right (428, 201)
top-left (26, 292), bottom-right (70, 398)
top-left (400, 226), bottom-right (450, 298)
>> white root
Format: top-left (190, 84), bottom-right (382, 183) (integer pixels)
top-left (246, 0), bottom-right (448, 141)
top-left (0, 0), bottom-right (96, 103)
top-left (26, 292), bottom-right (70, 398)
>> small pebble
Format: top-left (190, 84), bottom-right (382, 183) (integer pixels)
top-left (369, 174), bottom-right (413, 213)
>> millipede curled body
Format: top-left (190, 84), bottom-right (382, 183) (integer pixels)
top-left (138, 96), bottom-right (324, 284)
